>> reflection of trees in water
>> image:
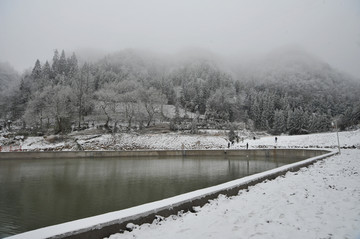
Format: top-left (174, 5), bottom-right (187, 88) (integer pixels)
top-left (0, 155), bottom-right (308, 236)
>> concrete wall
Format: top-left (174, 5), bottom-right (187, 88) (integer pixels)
top-left (0, 148), bottom-right (328, 160)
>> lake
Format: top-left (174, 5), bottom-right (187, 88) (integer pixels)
top-left (0, 154), bottom-right (308, 237)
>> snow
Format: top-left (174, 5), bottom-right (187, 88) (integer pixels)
top-left (240, 130), bottom-right (359, 149)
top-left (106, 149), bottom-right (360, 239)
top-left (3, 129), bottom-right (359, 151)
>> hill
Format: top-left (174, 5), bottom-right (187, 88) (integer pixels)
top-left (233, 48), bottom-right (360, 131)
top-left (0, 47), bottom-right (359, 135)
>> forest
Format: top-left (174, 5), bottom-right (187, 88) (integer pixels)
top-left (0, 48), bottom-right (359, 135)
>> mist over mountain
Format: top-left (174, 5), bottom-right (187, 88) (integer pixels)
top-left (236, 47), bottom-right (360, 105)
top-left (74, 48), bottom-right (108, 65)
top-left (0, 62), bottom-right (20, 92)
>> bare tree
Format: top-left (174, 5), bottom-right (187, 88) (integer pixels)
top-left (138, 87), bottom-right (167, 126)
top-left (95, 82), bottom-right (120, 130)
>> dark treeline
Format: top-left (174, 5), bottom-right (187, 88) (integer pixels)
top-left (0, 48), bottom-right (359, 135)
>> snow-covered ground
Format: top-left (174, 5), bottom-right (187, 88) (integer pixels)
top-left (2, 129), bottom-right (360, 151)
top-left (106, 149), bottom-right (360, 239)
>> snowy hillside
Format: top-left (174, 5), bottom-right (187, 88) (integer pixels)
top-left (2, 129), bottom-right (359, 152)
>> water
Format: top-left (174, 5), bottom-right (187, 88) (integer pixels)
top-left (0, 154), bottom-right (306, 237)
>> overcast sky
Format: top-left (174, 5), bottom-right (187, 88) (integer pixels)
top-left (0, 0), bottom-right (359, 77)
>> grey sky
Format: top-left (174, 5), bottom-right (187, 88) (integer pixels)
top-left (0, 0), bottom-right (359, 77)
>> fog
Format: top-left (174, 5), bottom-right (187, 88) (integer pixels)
top-left (0, 0), bottom-right (359, 77)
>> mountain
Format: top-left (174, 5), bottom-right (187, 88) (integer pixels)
top-left (1, 47), bottom-right (359, 134)
top-left (236, 48), bottom-right (360, 114)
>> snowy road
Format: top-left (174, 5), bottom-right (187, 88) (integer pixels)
top-left (107, 149), bottom-right (360, 239)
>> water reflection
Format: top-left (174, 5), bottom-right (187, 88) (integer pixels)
top-left (0, 155), bottom-right (304, 237)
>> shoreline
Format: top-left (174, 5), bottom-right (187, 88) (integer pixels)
top-left (1, 130), bottom-right (359, 152)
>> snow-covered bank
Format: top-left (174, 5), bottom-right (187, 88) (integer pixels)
top-left (107, 149), bottom-right (360, 239)
top-left (242, 130), bottom-right (360, 149)
top-left (2, 129), bottom-right (360, 151)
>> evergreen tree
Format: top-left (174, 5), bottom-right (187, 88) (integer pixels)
top-left (273, 109), bottom-right (286, 134)
top-left (259, 92), bottom-right (275, 129)
top-left (52, 49), bottom-right (60, 77)
top-left (250, 98), bottom-right (261, 128)
top-left (318, 113), bottom-right (331, 132)
top-left (42, 61), bottom-right (52, 80)
top-left (287, 107), bottom-right (307, 134)
top-left (279, 94), bottom-right (289, 110)
top-left (302, 110), bottom-right (310, 133)
top-left (10, 77), bottom-right (31, 120)
top-left (260, 110), bottom-right (268, 130)
top-left (58, 50), bottom-right (67, 76)
top-left (283, 104), bottom-right (291, 129)
top-left (31, 59), bottom-right (42, 79)
top-left (266, 93), bottom-right (275, 125)
top-left (308, 113), bottom-right (317, 132)
top-left (287, 109), bottom-right (296, 134)
top-left (67, 52), bottom-right (78, 78)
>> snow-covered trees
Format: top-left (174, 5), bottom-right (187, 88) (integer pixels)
top-left (244, 88), bottom-right (339, 135)
top-left (52, 85), bottom-right (76, 133)
top-left (42, 61), bottom-right (52, 80)
top-left (23, 89), bottom-right (48, 129)
top-left (58, 50), bottom-right (68, 76)
top-left (273, 110), bottom-right (286, 134)
top-left (110, 80), bottom-right (139, 130)
top-left (23, 85), bottom-right (76, 133)
top-left (2, 48), bottom-right (360, 135)
top-left (287, 107), bottom-right (306, 135)
top-left (95, 82), bottom-right (120, 130)
top-left (206, 87), bottom-right (236, 122)
top-left (138, 87), bottom-right (167, 127)
top-left (94, 80), bottom-right (167, 131)
top-left (71, 64), bottom-right (95, 128)
top-left (51, 49), bottom-right (60, 78)
top-left (31, 59), bottom-right (42, 79)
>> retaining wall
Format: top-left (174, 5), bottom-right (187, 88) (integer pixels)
top-left (0, 148), bottom-right (328, 160)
